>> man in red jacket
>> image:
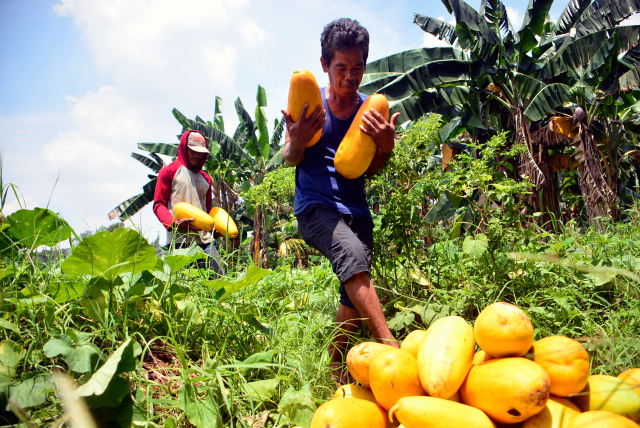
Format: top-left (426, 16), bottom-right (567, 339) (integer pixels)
top-left (153, 129), bottom-right (223, 274)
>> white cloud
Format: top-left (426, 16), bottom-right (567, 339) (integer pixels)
top-left (505, 6), bottom-right (523, 31)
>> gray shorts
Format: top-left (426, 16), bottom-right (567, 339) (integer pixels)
top-left (296, 204), bottom-right (373, 309)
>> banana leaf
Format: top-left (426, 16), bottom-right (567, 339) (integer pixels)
top-left (137, 142), bottom-right (178, 158)
top-left (109, 178), bottom-right (157, 221)
top-left (131, 153), bottom-right (164, 174)
top-left (574, 0), bottom-right (640, 38)
top-left (441, 0), bottom-right (500, 47)
top-left (575, 32), bottom-right (620, 88)
top-left (516, 0), bottom-right (554, 54)
top-left (371, 59), bottom-right (476, 101)
top-left (214, 95), bottom-right (224, 133)
top-left (480, 0), bottom-right (516, 43)
top-left (555, 0), bottom-right (591, 34)
top-left (235, 98), bottom-right (261, 159)
top-left (620, 64), bottom-right (640, 92)
top-left (512, 72), bottom-right (547, 108)
top-left (254, 85), bottom-right (271, 161)
top-left (365, 46), bottom-right (467, 73)
top-left (523, 83), bottom-right (572, 121)
top-left (619, 45), bottom-right (640, 70)
top-left (539, 26), bottom-right (640, 81)
top-left (413, 14), bottom-right (459, 46)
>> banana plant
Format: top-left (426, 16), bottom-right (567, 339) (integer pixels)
top-left (360, 0), bottom-right (640, 226)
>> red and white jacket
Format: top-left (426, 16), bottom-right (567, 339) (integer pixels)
top-left (153, 130), bottom-right (213, 245)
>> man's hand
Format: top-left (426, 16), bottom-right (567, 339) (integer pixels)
top-left (282, 103), bottom-right (326, 166)
top-left (175, 217), bottom-right (203, 232)
top-left (363, 110), bottom-right (401, 175)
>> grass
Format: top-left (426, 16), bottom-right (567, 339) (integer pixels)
top-left (1, 200), bottom-right (639, 426)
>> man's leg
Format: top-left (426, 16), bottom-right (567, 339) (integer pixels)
top-left (328, 304), bottom-right (361, 381)
top-left (343, 271), bottom-right (399, 348)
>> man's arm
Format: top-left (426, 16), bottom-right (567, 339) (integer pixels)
top-left (362, 110), bottom-right (401, 176)
top-left (282, 103), bottom-right (326, 166)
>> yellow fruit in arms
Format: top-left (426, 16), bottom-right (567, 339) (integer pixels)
top-left (369, 348), bottom-right (426, 411)
top-left (522, 395), bottom-right (581, 428)
top-left (174, 202), bottom-right (215, 231)
top-left (566, 410), bottom-right (640, 428)
top-left (334, 384), bottom-right (378, 404)
top-left (334, 93), bottom-right (390, 179)
top-left (389, 396), bottom-right (497, 428)
top-left (474, 302), bottom-right (534, 358)
top-left (346, 341), bottom-right (394, 388)
top-left (569, 375), bottom-right (640, 422)
top-left (416, 315), bottom-right (475, 399)
top-left (208, 207), bottom-right (238, 238)
top-left (528, 336), bottom-right (590, 397)
top-left (310, 397), bottom-right (387, 428)
top-left (400, 329), bottom-right (428, 359)
top-left (618, 369), bottom-right (640, 396)
top-left (460, 357), bottom-right (551, 424)
top-left (287, 69), bottom-right (323, 147)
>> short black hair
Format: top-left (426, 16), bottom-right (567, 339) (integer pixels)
top-left (320, 18), bottom-right (370, 66)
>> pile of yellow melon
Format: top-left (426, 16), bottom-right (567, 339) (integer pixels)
top-left (310, 302), bottom-right (640, 428)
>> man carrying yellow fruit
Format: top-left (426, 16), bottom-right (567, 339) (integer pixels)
top-left (153, 129), bottom-right (224, 275)
top-left (282, 18), bottom-right (401, 383)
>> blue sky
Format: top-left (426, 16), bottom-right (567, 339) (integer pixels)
top-left (0, 0), bottom-right (605, 244)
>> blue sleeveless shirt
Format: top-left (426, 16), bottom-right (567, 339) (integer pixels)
top-left (293, 88), bottom-right (371, 221)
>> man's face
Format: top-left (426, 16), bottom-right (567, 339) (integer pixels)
top-left (186, 146), bottom-right (206, 167)
top-left (322, 48), bottom-right (366, 99)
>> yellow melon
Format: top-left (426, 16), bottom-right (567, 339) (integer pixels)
top-left (287, 69), bottom-right (323, 147)
top-left (310, 397), bottom-right (388, 428)
top-left (334, 384), bottom-right (378, 404)
top-left (522, 395), bottom-right (581, 428)
top-left (566, 410), bottom-right (640, 428)
top-left (400, 329), bottom-right (428, 359)
top-left (460, 357), bottom-right (551, 424)
top-left (569, 375), bottom-right (640, 422)
top-left (346, 342), bottom-right (394, 388)
top-left (528, 336), bottom-right (590, 397)
top-left (416, 315), bottom-right (475, 399)
top-left (208, 207), bottom-right (238, 238)
top-left (473, 349), bottom-right (495, 365)
top-left (619, 369), bottom-right (640, 397)
top-left (389, 396), bottom-right (497, 428)
top-left (369, 348), bottom-right (426, 410)
top-left (474, 302), bottom-right (534, 358)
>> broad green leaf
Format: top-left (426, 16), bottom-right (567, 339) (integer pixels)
top-left (413, 14), bottom-right (458, 46)
top-left (442, 0), bottom-right (500, 46)
top-left (277, 383), bottom-right (316, 427)
top-left (0, 319), bottom-right (19, 335)
top-left (516, 0), bottom-right (554, 54)
top-left (44, 336), bottom-right (102, 374)
top-left (164, 245), bottom-right (205, 272)
top-left (0, 265), bottom-right (15, 280)
top-left (555, 0), bottom-right (591, 34)
top-left (79, 285), bottom-right (107, 324)
top-left (126, 270), bottom-right (161, 297)
top-left (574, 0), bottom-right (640, 38)
top-left (203, 266), bottom-right (271, 301)
top-left (179, 384), bottom-right (222, 428)
top-left (388, 310), bottom-right (416, 331)
top-left (137, 142), bottom-right (178, 158)
top-left (49, 280), bottom-right (86, 304)
top-left (84, 376), bottom-right (131, 408)
top-left (523, 83), bottom-right (571, 121)
top-left (214, 96), bottom-right (225, 133)
top-left (62, 228), bottom-right (157, 282)
top-left (4, 208), bottom-right (73, 250)
top-left (8, 375), bottom-right (52, 409)
top-left (255, 86), bottom-right (271, 161)
top-left (75, 338), bottom-right (140, 399)
top-left (463, 233), bottom-right (489, 258)
top-left (244, 378), bottom-right (278, 401)
top-left (0, 340), bottom-right (25, 386)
